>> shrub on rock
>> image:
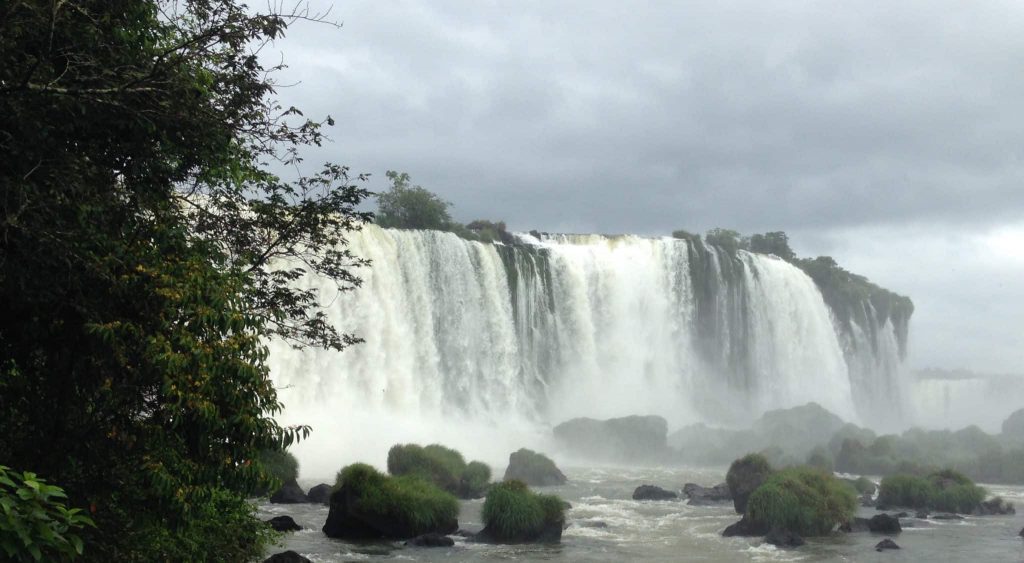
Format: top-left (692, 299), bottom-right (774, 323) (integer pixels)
top-left (878, 469), bottom-right (986, 514)
top-left (478, 480), bottom-right (566, 543)
top-left (503, 448), bottom-right (567, 486)
top-left (745, 467), bottom-right (856, 536)
top-left (727, 453), bottom-right (773, 514)
top-left (387, 443), bottom-right (492, 499)
top-left (322, 463), bottom-right (458, 540)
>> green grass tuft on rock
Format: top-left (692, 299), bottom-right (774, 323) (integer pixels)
top-left (878, 468), bottom-right (986, 513)
top-left (481, 480), bottom-right (566, 541)
top-left (334, 463), bottom-right (459, 536)
top-left (386, 443), bottom-right (492, 499)
top-left (746, 466), bottom-right (856, 536)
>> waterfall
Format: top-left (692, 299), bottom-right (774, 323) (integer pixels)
top-left (268, 225), bottom-right (907, 475)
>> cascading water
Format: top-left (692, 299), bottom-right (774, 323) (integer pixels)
top-left (268, 225), bottom-right (908, 476)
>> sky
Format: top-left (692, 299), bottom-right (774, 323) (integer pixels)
top-left (265, 0), bottom-right (1024, 374)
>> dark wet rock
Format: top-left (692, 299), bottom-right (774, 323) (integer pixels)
top-left (1018, 526), bottom-right (1024, 537)
top-left (915, 511), bottom-right (929, 519)
top-left (632, 484), bottom-right (678, 501)
top-left (306, 483), bottom-right (332, 504)
top-left (867, 514), bottom-right (901, 534)
top-left (265, 515), bottom-right (302, 532)
top-left (894, 512), bottom-right (909, 518)
top-left (931, 513), bottom-right (964, 520)
top-left (683, 482), bottom-right (731, 505)
top-left (875, 538), bottom-right (900, 551)
top-left (405, 533), bottom-right (455, 547)
top-left (860, 492), bottom-right (876, 507)
top-left (576, 520), bottom-right (609, 529)
top-left (322, 486), bottom-right (458, 540)
top-left (553, 415), bottom-right (668, 462)
top-left (475, 519), bottom-right (563, 544)
top-left (270, 479), bottom-right (309, 504)
top-left (840, 517), bottom-right (871, 533)
top-left (263, 551), bottom-right (311, 563)
top-left (453, 529), bottom-right (476, 538)
top-left (974, 497), bottom-right (1016, 515)
top-left (764, 528), bottom-right (805, 548)
top-left (722, 516), bottom-right (769, 537)
top-left (503, 448), bottom-right (567, 486)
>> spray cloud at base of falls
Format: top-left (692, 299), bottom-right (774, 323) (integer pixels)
top-left (268, 226), bottom-right (910, 477)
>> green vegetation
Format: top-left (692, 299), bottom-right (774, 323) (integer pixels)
top-left (481, 480), bottom-right (566, 541)
top-left (334, 464), bottom-right (459, 537)
top-left (0, 466), bottom-right (94, 562)
top-left (746, 467), bottom-right (856, 536)
top-left (806, 447), bottom-right (834, 472)
top-left (387, 443), bottom-right (491, 499)
top-left (878, 469), bottom-right (986, 513)
top-left (727, 453), bottom-right (774, 514)
top-left (374, 172), bottom-right (510, 243)
top-left (1, 0), bottom-right (371, 558)
top-left (258, 450), bottom-right (299, 489)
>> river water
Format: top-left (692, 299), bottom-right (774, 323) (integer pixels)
top-left (258, 466), bottom-right (1024, 562)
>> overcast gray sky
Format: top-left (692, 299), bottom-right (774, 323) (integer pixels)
top-left (268, 0), bottom-right (1024, 374)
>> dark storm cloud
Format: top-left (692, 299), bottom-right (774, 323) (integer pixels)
top-left (271, 0), bottom-right (1024, 235)
top-left (267, 0), bottom-right (1024, 372)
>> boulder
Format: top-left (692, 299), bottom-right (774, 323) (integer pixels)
top-left (756, 402), bottom-right (846, 460)
top-left (931, 513), bottom-right (964, 520)
top-left (722, 516), bottom-right (769, 537)
top-left (875, 538), bottom-right (900, 551)
top-left (726, 453), bottom-right (772, 514)
top-left (839, 517), bottom-right (871, 533)
top-left (265, 515), bottom-right (301, 532)
top-left (503, 448), bottom-right (567, 486)
top-left (915, 511), bottom-right (929, 519)
top-left (306, 483), bottom-right (332, 504)
top-left (632, 484), bottom-right (678, 501)
top-left (263, 551), bottom-right (311, 563)
top-left (867, 514), bottom-right (901, 534)
top-left (1019, 526), bottom-right (1024, 537)
top-left (322, 476), bottom-right (458, 540)
top-left (576, 520), bottom-right (609, 529)
top-left (683, 482), bottom-right (731, 505)
top-left (270, 479), bottom-right (309, 504)
top-left (974, 497), bottom-right (1016, 515)
top-left (553, 415), bottom-right (668, 462)
top-left (764, 528), bottom-right (805, 547)
top-left (405, 533), bottom-right (455, 547)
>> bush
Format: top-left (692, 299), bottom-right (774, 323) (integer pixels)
top-left (335, 463), bottom-right (459, 536)
top-left (257, 449), bottom-right (299, 490)
top-left (746, 467), bottom-right (856, 536)
top-left (460, 461), bottom-right (492, 499)
top-left (726, 453), bottom-right (773, 514)
top-left (387, 443), bottom-right (491, 499)
top-left (0, 466), bottom-right (94, 562)
top-left (877, 469), bottom-right (986, 513)
top-left (806, 447), bottom-right (833, 472)
top-left (852, 476), bottom-right (876, 495)
top-left (481, 480), bottom-right (565, 541)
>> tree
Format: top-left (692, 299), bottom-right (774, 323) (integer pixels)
top-left (705, 228), bottom-right (747, 252)
top-left (376, 170), bottom-right (454, 230)
top-left (1, 0), bottom-right (368, 559)
top-left (748, 231), bottom-right (796, 261)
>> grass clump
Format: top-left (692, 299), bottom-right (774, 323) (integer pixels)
top-left (481, 480), bottom-right (566, 542)
top-left (334, 463), bottom-right (459, 537)
top-left (387, 443), bottom-right (491, 499)
top-left (877, 469), bottom-right (986, 513)
top-left (746, 467), bottom-right (856, 536)
top-left (726, 453), bottom-right (773, 513)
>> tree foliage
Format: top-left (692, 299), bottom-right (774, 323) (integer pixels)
top-left (1, 0), bottom-right (369, 559)
top-left (0, 466), bottom-right (94, 562)
top-left (375, 171), bottom-right (454, 230)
